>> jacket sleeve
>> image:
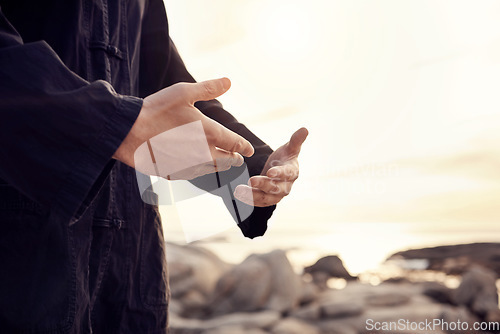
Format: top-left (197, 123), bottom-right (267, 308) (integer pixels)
top-left (0, 7), bottom-right (143, 224)
top-left (139, 0), bottom-right (275, 238)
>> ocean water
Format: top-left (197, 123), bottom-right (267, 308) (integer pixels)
top-left (162, 208), bottom-right (500, 276)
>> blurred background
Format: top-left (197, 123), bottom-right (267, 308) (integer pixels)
top-left (160, 0), bottom-right (500, 276)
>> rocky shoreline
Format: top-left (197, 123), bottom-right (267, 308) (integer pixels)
top-left (166, 243), bottom-right (500, 334)
top-left (388, 243), bottom-right (500, 276)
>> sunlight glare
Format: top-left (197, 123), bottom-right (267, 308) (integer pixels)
top-left (252, 1), bottom-right (318, 64)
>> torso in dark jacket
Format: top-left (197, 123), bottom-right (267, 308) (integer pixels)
top-left (0, 1), bottom-right (274, 332)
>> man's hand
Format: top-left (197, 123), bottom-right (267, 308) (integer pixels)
top-left (234, 127), bottom-right (308, 207)
top-left (114, 78), bottom-right (254, 179)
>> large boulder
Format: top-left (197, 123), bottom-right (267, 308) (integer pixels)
top-left (166, 243), bottom-right (230, 300)
top-left (210, 255), bottom-right (272, 315)
top-left (298, 280), bottom-right (319, 305)
top-left (209, 250), bottom-right (302, 315)
top-left (261, 250), bottom-right (303, 312)
top-left (454, 266), bottom-right (499, 316)
top-left (304, 255), bottom-right (356, 280)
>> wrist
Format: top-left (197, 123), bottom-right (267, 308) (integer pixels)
top-left (113, 100), bottom-right (152, 167)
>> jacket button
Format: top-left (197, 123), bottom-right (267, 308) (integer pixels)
top-left (107, 45), bottom-right (119, 56)
top-left (112, 219), bottom-right (123, 229)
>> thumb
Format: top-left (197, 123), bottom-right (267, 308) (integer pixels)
top-left (287, 127), bottom-right (309, 155)
top-left (189, 77), bottom-right (231, 103)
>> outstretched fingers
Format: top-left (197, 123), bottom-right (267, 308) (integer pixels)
top-left (212, 148), bottom-right (244, 172)
top-left (248, 176), bottom-right (293, 196)
top-left (287, 127), bottom-right (309, 156)
top-left (204, 118), bottom-right (255, 157)
top-left (266, 164), bottom-right (299, 182)
top-left (234, 185), bottom-right (283, 207)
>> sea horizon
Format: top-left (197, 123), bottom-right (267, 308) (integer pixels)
top-left (163, 217), bottom-right (500, 276)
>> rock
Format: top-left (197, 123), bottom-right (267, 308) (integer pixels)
top-left (202, 325), bottom-right (246, 334)
top-left (167, 243), bottom-right (230, 300)
top-left (244, 330), bottom-right (269, 334)
top-left (439, 306), bottom-right (478, 334)
top-left (260, 250), bottom-right (302, 312)
top-left (170, 311), bottom-right (280, 334)
top-left (485, 309), bottom-right (500, 324)
top-left (442, 256), bottom-right (472, 275)
top-left (365, 292), bottom-right (411, 307)
top-left (271, 318), bottom-right (320, 334)
top-left (210, 250), bottom-right (302, 315)
top-left (299, 280), bottom-right (319, 305)
top-left (454, 266), bottom-right (499, 316)
top-left (206, 311), bottom-right (281, 330)
top-left (310, 271), bottom-right (330, 290)
top-left (314, 281), bottom-right (446, 333)
top-left (179, 290), bottom-right (207, 318)
top-left (290, 303), bottom-right (321, 321)
top-left (203, 327), bottom-right (268, 334)
top-left (245, 330), bottom-right (269, 334)
top-left (387, 243), bottom-right (500, 276)
top-left (169, 314), bottom-right (203, 334)
top-left (320, 301), bottom-right (364, 318)
top-left (169, 299), bottom-right (184, 315)
top-left (360, 302), bottom-right (447, 334)
top-left (168, 261), bottom-right (193, 282)
top-left (210, 255), bottom-right (272, 315)
top-left (304, 255), bottom-right (356, 280)
top-left (383, 277), bottom-right (411, 284)
top-left (318, 281), bottom-right (420, 308)
top-left (317, 320), bottom-right (359, 334)
top-left (421, 282), bottom-right (455, 305)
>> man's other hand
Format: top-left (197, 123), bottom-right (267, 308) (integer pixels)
top-left (234, 127), bottom-right (308, 207)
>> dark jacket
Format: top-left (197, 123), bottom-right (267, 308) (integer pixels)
top-left (0, 0), bottom-right (274, 332)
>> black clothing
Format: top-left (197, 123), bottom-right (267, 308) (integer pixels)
top-left (0, 0), bottom-right (274, 332)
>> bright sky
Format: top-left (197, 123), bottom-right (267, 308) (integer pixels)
top-left (160, 0), bottom-right (500, 273)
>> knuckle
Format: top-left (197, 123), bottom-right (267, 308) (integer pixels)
top-left (205, 130), bottom-right (217, 144)
top-left (203, 81), bottom-right (218, 96)
top-left (269, 182), bottom-right (280, 194)
top-left (233, 140), bottom-right (242, 152)
top-left (236, 155), bottom-right (244, 167)
top-left (207, 125), bottom-right (223, 144)
top-left (218, 162), bottom-right (230, 172)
